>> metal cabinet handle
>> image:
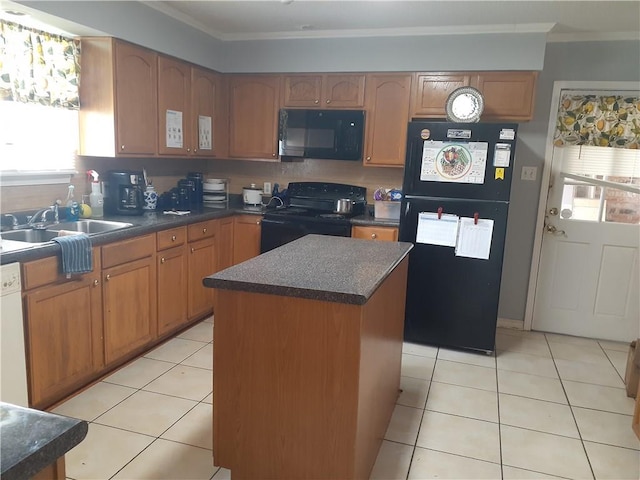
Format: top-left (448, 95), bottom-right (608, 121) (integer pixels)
top-left (203, 228), bottom-right (207, 234)
top-left (120, 145), bottom-right (125, 150)
top-left (256, 221), bottom-right (260, 225)
top-left (366, 156), bottom-right (371, 161)
top-left (93, 279), bottom-right (99, 286)
top-left (171, 235), bottom-right (176, 241)
top-left (314, 100), bottom-right (319, 104)
top-left (187, 148), bottom-right (191, 152)
top-left (272, 153), bottom-right (276, 157)
top-left (371, 233), bottom-right (377, 239)
top-left (191, 247), bottom-right (195, 253)
top-left (161, 257), bottom-right (166, 264)
top-left (326, 99), bottom-right (331, 104)
top-left (105, 274), bottom-right (111, 281)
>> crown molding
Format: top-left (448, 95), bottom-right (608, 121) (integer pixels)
top-left (547, 31), bottom-right (640, 43)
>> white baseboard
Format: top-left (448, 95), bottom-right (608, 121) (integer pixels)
top-left (497, 318), bottom-right (526, 331)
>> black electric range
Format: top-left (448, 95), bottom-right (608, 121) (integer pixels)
top-left (260, 182), bottom-right (367, 253)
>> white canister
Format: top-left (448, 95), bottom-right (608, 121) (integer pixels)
top-left (243, 184), bottom-right (262, 205)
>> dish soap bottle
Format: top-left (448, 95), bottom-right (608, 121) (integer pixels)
top-left (65, 185), bottom-right (79, 221)
top-left (87, 170), bottom-right (104, 218)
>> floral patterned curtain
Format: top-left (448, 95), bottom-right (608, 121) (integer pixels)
top-left (0, 20), bottom-right (80, 109)
top-left (554, 94), bottom-right (640, 149)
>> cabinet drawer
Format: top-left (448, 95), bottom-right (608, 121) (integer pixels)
top-left (188, 220), bottom-right (216, 242)
top-left (22, 248), bottom-right (101, 291)
top-left (351, 226), bottom-right (398, 242)
top-left (157, 227), bottom-right (187, 251)
top-left (102, 234), bottom-right (155, 269)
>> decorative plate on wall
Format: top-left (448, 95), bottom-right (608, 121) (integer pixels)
top-left (445, 87), bottom-right (484, 123)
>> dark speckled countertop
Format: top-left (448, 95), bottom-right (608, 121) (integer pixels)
top-left (0, 198), bottom-right (398, 266)
top-left (203, 234), bottom-right (412, 305)
top-left (0, 402), bottom-right (88, 480)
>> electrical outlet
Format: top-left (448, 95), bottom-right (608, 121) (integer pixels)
top-left (521, 166), bottom-right (537, 181)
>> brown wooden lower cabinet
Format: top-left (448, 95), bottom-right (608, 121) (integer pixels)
top-left (102, 235), bottom-right (157, 366)
top-left (32, 457), bottom-right (65, 480)
top-left (22, 249), bottom-right (103, 409)
top-left (24, 270), bottom-right (104, 410)
top-left (188, 236), bottom-right (216, 320)
top-left (157, 245), bottom-right (188, 335)
top-left (232, 215), bottom-right (262, 264)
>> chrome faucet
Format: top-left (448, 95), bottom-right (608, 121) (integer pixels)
top-left (2, 214), bottom-right (19, 229)
top-left (27, 202), bottom-right (59, 228)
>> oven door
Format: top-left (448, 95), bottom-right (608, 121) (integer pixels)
top-left (260, 217), bottom-right (352, 253)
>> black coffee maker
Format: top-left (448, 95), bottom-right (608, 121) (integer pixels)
top-left (104, 170), bottom-right (145, 215)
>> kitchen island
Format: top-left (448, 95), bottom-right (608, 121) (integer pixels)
top-left (204, 234), bottom-right (412, 479)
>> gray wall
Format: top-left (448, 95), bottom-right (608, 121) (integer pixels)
top-left (18, 1), bottom-right (640, 322)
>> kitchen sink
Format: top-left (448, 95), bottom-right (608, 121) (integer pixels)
top-left (0, 220), bottom-right (133, 245)
top-left (47, 219), bottom-right (133, 234)
top-left (1, 229), bottom-right (60, 243)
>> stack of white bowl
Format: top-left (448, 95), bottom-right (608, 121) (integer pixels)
top-left (203, 178), bottom-right (227, 206)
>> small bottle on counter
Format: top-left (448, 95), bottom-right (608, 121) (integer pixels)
top-left (89, 178), bottom-right (104, 218)
top-left (65, 185), bottom-right (79, 221)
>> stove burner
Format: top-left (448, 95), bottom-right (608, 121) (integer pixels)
top-left (318, 213), bottom-right (346, 219)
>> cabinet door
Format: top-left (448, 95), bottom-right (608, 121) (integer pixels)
top-left (191, 67), bottom-right (220, 158)
top-left (352, 225), bottom-right (398, 242)
top-left (103, 257), bottom-right (157, 365)
top-left (158, 55), bottom-right (191, 156)
top-left (472, 71), bottom-right (537, 121)
top-left (25, 277), bottom-right (103, 409)
top-left (114, 41), bottom-right (158, 155)
top-left (188, 237), bottom-right (216, 320)
top-left (323, 74), bottom-right (366, 108)
top-left (228, 75), bottom-right (280, 159)
top-left (233, 215), bottom-right (262, 265)
top-left (157, 245), bottom-right (188, 336)
top-left (363, 74), bottom-right (412, 167)
top-left (410, 73), bottom-right (471, 118)
top-left (282, 75), bottom-right (323, 107)
top-left (216, 217), bottom-right (235, 272)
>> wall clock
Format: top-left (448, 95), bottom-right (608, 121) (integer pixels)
top-left (445, 87), bottom-right (484, 123)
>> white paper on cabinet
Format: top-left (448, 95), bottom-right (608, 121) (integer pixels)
top-left (198, 115), bottom-right (212, 150)
top-left (416, 212), bottom-right (459, 247)
top-left (166, 110), bottom-right (183, 148)
top-left (455, 217), bottom-right (494, 260)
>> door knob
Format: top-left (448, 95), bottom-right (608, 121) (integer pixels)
top-left (548, 207), bottom-right (558, 216)
top-left (545, 224), bottom-right (566, 236)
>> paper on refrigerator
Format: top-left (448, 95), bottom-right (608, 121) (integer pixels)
top-left (416, 212), bottom-right (459, 247)
top-left (455, 217), bottom-right (494, 260)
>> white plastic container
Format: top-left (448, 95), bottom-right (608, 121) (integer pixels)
top-left (374, 201), bottom-right (401, 220)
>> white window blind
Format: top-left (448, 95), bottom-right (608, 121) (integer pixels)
top-left (559, 145), bottom-right (640, 177)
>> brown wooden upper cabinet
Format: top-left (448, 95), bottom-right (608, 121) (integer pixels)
top-left (410, 73), bottom-right (471, 118)
top-left (471, 72), bottom-right (538, 122)
top-left (157, 57), bottom-right (227, 158)
top-left (79, 38), bottom-right (158, 157)
top-left (282, 74), bottom-right (365, 108)
top-left (410, 71), bottom-right (537, 121)
top-left (158, 55), bottom-right (191, 156)
top-left (228, 75), bottom-right (281, 159)
top-left (363, 73), bottom-right (412, 167)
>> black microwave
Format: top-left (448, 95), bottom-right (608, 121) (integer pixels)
top-left (278, 109), bottom-right (365, 160)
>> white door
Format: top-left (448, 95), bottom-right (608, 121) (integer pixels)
top-left (533, 94), bottom-right (640, 342)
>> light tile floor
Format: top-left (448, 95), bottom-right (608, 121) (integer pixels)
top-left (53, 320), bottom-right (639, 479)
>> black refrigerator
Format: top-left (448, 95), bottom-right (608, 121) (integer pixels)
top-left (399, 121), bottom-right (518, 353)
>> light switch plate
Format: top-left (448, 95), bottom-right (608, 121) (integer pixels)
top-left (521, 166), bottom-right (537, 181)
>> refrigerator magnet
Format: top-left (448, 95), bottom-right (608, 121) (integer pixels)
top-left (493, 143), bottom-right (511, 167)
top-left (495, 168), bottom-right (505, 180)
